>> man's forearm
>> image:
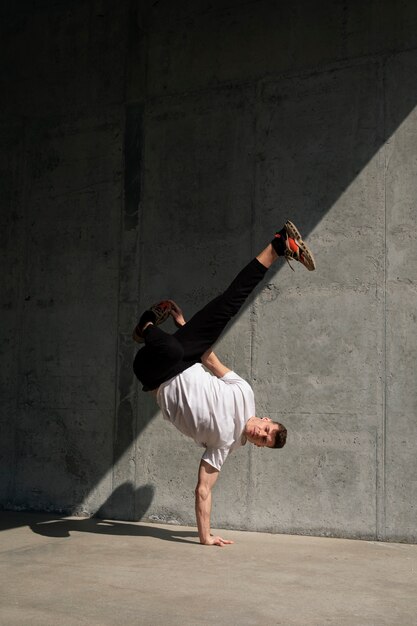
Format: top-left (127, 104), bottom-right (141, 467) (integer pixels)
top-left (195, 488), bottom-right (212, 544)
top-left (201, 350), bottom-right (231, 378)
top-left (195, 461), bottom-right (232, 547)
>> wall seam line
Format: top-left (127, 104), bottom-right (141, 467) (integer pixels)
top-left (10, 121), bottom-right (29, 507)
top-left (380, 55), bottom-right (388, 541)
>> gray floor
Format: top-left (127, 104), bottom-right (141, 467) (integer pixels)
top-left (0, 512), bottom-right (416, 626)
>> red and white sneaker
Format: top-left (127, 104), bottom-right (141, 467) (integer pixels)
top-left (132, 300), bottom-right (172, 343)
top-left (272, 220), bottom-right (316, 271)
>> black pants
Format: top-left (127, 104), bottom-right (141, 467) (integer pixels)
top-left (133, 258), bottom-right (268, 390)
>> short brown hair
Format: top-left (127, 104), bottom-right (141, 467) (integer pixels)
top-left (272, 422), bottom-right (287, 449)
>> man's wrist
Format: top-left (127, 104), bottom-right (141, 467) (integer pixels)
top-left (200, 535), bottom-right (212, 545)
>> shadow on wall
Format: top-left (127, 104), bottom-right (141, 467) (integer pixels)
top-left (95, 483), bottom-right (154, 521)
top-left (0, 483), bottom-right (155, 530)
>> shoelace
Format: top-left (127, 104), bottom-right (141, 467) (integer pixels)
top-left (284, 255), bottom-right (295, 271)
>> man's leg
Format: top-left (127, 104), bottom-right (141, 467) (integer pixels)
top-left (174, 217), bottom-right (316, 362)
top-left (173, 243), bottom-right (278, 362)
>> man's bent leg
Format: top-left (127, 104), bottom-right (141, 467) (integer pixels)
top-left (133, 326), bottom-right (186, 391)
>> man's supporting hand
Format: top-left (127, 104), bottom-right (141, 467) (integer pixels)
top-left (195, 460), bottom-right (234, 547)
top-left (202, 535), bottom-right (234, 547)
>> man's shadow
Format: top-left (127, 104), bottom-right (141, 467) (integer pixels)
top-left (29, 483), bottom-right (199, 546)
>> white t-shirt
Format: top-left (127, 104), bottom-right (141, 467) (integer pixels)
top-left (156, 363), bottom-right (255, 471)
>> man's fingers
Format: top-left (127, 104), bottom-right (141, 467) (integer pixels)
top-left (213, 536), bottom-right (234, 546)
top-left (203, 535), bottom-right (234, 546)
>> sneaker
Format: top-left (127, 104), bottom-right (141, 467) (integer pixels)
top-left (132, 300), bottom-right (172, 343)
top-left (272, 220), bottom-right (316, 271)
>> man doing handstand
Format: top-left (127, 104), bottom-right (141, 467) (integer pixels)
top-left (132, 221), bottom-right (315, 546)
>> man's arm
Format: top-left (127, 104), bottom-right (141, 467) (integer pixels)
top-left (169, 302), bottom-right (230, 379)
top-left (195, 460), bottom-right (234, 547)
top-left (201, 349), bottom-right (231, 378)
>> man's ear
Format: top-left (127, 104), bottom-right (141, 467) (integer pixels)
top-left (261, 417), bottom-right (272, 421)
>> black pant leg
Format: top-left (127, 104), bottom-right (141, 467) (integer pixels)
top-left (174, 258), bottom-right (267, 361)
top-left (133, 326), bottom-right (188, 390)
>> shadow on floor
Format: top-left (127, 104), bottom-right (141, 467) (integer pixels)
top-left (29, 515), bottom-right (199, 545)
top-left (1, 510), bottom-right (199, 545)
top-left (0, 483), bottom-right (197, 545)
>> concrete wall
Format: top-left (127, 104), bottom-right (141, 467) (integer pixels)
top-left (1, 0), bottom-right (416, 542)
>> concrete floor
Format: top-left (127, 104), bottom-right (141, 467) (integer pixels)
top-left (0, 512), bottom-right (416, 626)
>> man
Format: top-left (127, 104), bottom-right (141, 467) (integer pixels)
top-left (133, 220), bottom-right (315, 546)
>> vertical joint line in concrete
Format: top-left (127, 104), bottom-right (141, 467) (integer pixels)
top-left (134, 106), bottom-right (147, 519)
top-left (247, 81), bottom-right (260, 526)
top-left (111, 108), bottom-right (127, 500)
top-left (109, 4), bottom-right (130, 504)
top-left (11, 122), bottom-right (29, 505)
top-left (379, 56), bottom-right (388, 540)
top-left (109, 1), bottom-right (134, 497)
top-left (249, 82), bottom-right (259, 385)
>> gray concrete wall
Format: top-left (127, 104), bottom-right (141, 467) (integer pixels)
top-left (1, 0), bottom-right (416, 542)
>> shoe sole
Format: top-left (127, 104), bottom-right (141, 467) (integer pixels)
top-left (132, 301), bottom-right (172, 343)
top-left (285, 220), bottom-right (316, 271)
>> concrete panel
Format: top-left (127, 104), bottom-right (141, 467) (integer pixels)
top-left (245, 60), bottom-right (385, 534)
top-left (249, 290), bottom-right (381, 536)
top-left (10, 110), bottom-right (124, 512)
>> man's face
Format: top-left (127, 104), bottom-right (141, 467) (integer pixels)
top-left (245, 417), bottom-right (278, 448)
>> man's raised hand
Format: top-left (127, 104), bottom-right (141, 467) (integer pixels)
top-left (168, 300), bottom-right (186, 327)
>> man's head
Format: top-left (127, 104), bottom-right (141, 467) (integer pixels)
top-left (244, 416), bottom-right (287, 449)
